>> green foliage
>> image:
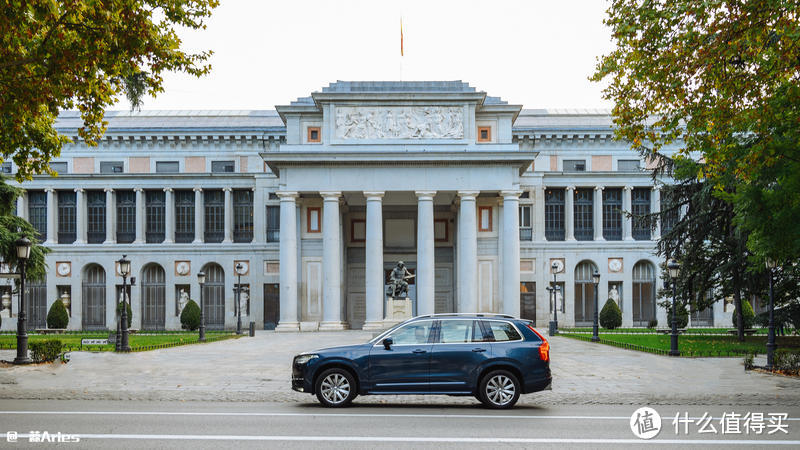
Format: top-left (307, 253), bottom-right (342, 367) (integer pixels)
top-left (0, 0), bottom-right (219, 180)
top-left (29, 339), bottom-right (63, 362)
top-left (773, 350), bottom-right (800, 376)
top-left (117, 301), bottom-right (132, 325)
top-left (180, 300), bottom-right (201, 331)
top-left (647, 318), bottom-right (658, 329)
top-left (599, 299), bottom-right (622, 330)
top-left (46, 299), bottom-right (68, 329)
top-left (743, 353), bottom-right (755, 370)
top-left (733, 300), bottom-right (756, 330)
top-left (663, 302), bottom-right (689, 329)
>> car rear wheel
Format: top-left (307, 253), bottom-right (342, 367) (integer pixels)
top-left (478, 370), bottom-right (521, 409)
top-left (315, 368), bottom-right (357, 407)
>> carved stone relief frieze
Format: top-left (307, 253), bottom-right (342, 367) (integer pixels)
top-left (334, 106), bottom-right (464, 140)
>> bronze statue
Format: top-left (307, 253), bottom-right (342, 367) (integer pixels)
top-left (387, 261), bottom-right (415, 298)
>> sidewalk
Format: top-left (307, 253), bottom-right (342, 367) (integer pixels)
top-left (1, 331), bottom-right (798, 406)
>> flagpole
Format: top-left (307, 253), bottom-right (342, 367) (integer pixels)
top-left (399, 16), bottom-right (403, 81)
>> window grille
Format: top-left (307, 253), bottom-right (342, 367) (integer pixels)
top-left (632, 261), bottom-right (656, 326)
top-left (233, 190), bottom-right (253, 243)
top-left (116, 190), bottom-right (136, 243)
top-left (602, 188), bottom-right (622, 240)
top-left (57, 191), bottom-right (76, 244)
top-left (211, 161), bottom-right (234, 173)
top-left (50, 162), bottom-right (68, 173)
top-left (99, 161), bottom-right (124, 173)
top-left (145, 190), bottom-right (165, 243)
top-left (266, 205), bottom-right (280, 242)
top-left (618, 159), bottom-right (641, 171)
top-left (86, 191), bottom-right (106, 243)
top-left (632, 188), bottom-right (651, 240)
top-left (518, 205), bottom-right (532, 241)
top-left (174, 190), bottom-right (195, 243)
top-left (544, 188), bottom-right (565, 241)
top-left (28, 191), bottom-right (47, 241)
top-left (573, 188), bottom-right (593, 241)
top-left (574, 261), bottom-right (599, 326)
top-left (563, 160), bottom-right (586, 172)
top-left (660, 187), bottom-right (679, 234)
top-left (204, 190), bottom-right (224, 243)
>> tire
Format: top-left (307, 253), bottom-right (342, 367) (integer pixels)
top-left (478, 370), bottom-right (521, 409)
top-left (315, 368), bottom-right (357, 407)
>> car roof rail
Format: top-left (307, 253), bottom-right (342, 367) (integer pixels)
top-left (413, 313), bottom-right (517, 319)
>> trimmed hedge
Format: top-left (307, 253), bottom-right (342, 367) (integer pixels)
top-left (180, 300), bottom-right (201, 331)
top-left (599, 299), bottom-right (622, 330)
top-left (29, 339), bottom-right (63, 362)
top-left (733, 299), bottom-right (755, 330)
top-left (665, 303), bottom-right (689, 329)
top-left (46, 299), bottom-right (69, 329)
top-left (117, 301), bottom-right (133, 324)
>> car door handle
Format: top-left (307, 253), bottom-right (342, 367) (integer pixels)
top-left (412, 349), bottom-right (427, 354)
top-left (472, 348), bottom-right (487, 353)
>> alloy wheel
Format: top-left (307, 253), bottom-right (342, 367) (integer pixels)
top-left (320, 373), bottom-right (351, 405)
top-left (485, 374), bottom-right (515, 406)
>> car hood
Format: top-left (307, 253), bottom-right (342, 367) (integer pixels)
top-left (305, 343), bottom-right (371, 355)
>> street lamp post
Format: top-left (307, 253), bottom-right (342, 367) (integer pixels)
top-left (117, 255), bottom-right (131, 352)
top-left (591, 269), bottom-right (601, 342)
top-left (13, 237), bottom-right (32, 365)
top-left (667, 259), bottom-right (681, 357)
top-left (235, 263), bottom-right (245, 335)
top-left (549, 261), bottom-right (560, 336)
top-left (198, 271), bottom-right (206, 342)
top-left (766, 258), bottom-right (778, 370)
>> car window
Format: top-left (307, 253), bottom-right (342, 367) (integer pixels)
top-left (439, 320), bottom-right (474, 343)
top-left (472, 320), bottom-right (491, 342)
top-left (389, 321), bottom-right (433, 345)
top-left (483, 321), bottom-right (522, 342)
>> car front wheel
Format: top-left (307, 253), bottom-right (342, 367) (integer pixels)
top-left (478, 370), bottom-right (521, 409)
top-left (315, 368), bottom-right (357, 407)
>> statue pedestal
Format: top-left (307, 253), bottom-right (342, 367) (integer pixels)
top-left (383, 297), bottom-right (413, 328)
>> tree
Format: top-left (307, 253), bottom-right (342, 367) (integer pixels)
top-left (0, 178), bottom-right (48, 282)
top-left (180, 299), bottom-right (201, 331)
top-left (599, 298), bottom-right (622, 330)
top-left (592, 0), bottom-right (800, 261)
top-left (1, 0), bottom-right (219, 181)
top-left (46, 299), bottom-right (69, 329)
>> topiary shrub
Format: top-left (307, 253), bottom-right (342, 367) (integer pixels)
top-left (180, 299), bottom-right (201, 331)
top-left (599, 298), bottom-right (622, 330)
top-left (46, 299), bottom-right (69, 329)
top-left (733, 299), bottom-right (756, 329)
top-left (117, 301), bottom-right (133, 325)
top-left (647, 318), bottom-right (658, 329)
top-left (29, 339), bottom-right (63, 362)
top-left (665, 303), bottom-right (689, 329)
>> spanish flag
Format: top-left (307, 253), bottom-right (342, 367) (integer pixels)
top-left (400, 18), bottom-right (404, 57)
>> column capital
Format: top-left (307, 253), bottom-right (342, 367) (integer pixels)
top-left (222, 187), bottom-right (233, 193)
top-left (104, 187), bottom-right (114, 193)
top-left (276, 191), bottom-right (298, 200)
top-left (320, 191), bottom-right (341, 200)
top-left (364, 191), bottom-right (385, 200)
top-left (74, 188), bottom-right (84, 193)
top-left (414, 190), bottom-right (436, 200)
top-left (134, 187), bottom-right (144, 193)
top-left (193, 187), bottom-right (203, 193)
top-left (500, 190), bottom-right (523, 199)
top-left (45, 187), bottom-right (55, 193)
top-left (163, 187), bottom-right (173, 193)
top-left (594, 186), bottom-right (604, 192)
top-left (624, 185), bottom-right (634, 191)
top-left (653, 184), bottom-right (662, 192)
top-left (566, 185), bottom-right (576, 192)
top-left (457, 190), bottom-right (479, 200)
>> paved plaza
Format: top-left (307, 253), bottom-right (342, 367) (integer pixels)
top-left (1, 330), bottom-right (798, 406)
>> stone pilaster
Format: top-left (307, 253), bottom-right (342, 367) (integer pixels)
top-left (362, 191), bottom-right (386, 330)
top-left (319, 191), bottom-right (346, 330)
top-left (457, 190), bottom-right (479, 312)
top-left (415, 191), bottom-right (436, 317)
top-left (275, 191), bottom-right (299, 331)
top-left (501, 190), bottom-right (521, 317)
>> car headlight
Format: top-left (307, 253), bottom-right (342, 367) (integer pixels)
top-left (294, 354), bottom-right (319, 365)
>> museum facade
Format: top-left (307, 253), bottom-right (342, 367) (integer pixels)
top-left (1, 81), bottom-right (733, 331)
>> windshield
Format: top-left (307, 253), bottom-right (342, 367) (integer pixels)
top-left (367, 319), bottom-right (414, 344)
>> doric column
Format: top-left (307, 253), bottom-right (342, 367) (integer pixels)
top-left (501, 190), bottom-right (521, 317)
top-left (457, 190), bottom-right (479, 312)
top-left (594, 186), bottom-right (605, 241)
top-left (652, 186), bottom-right (661, 240)
top-left (565, 186), bottom-right (575, 241)
top-left (74, 188), bottom-right (86, 244)
top-left (45, 188), bottom-right (56, 245)
top-left (320, 191), bottom-right (346, 330)
top-left (222, 187), bottom-right (233, 243)
top-left (275, 191), bottom-right (299, 331)
top-left (623, 185), bottom-right (634, 241)
top-left (163, 188), bottom-right (174, 244)
top-left (134, 188), bottom-right (145, 244)
top-left (416, 191), bottom-right (436, 317)
top-left (362, 191), bottom-right (385, 330)
top-left (192, 188), bottom-right (203, 244)
top-left (104, 188), bottom-right (115, 244)
top-left (535, 185), bottom-right (546, 241)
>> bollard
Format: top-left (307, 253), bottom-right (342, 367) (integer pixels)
top-left (249, 321), bottom-right (255, 337)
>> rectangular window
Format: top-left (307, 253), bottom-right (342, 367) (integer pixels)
top-left (573, 188), bottom-right (593, 241)
top-left (145, 190), bottom-right (165, 243)
top-left (519, 205), bottom-right (532, 241)
top-left (307, 127), bottom-right (321, 143)
top-left (86, 190), bottom-right (106, 243)
top-left (351, 219), bottom-right (366, 242)
top-left (50, 162), bottom-right (68, 174)
top-left (211, 160), bottom-right (235, 173)
top-left (478, 206), bottom-right (492, 232)
top-left (434, 218), bottom-right (448, 242)
top-left (307, 207), bottom-right (321, 233)
top-left (602, 188), bottom-right (622, 241)
top-left (156, 161), bottom-right (180, 173)
top-left (28, 191), bottom-right (47, 241)
top-left (563, 160), bottom-right (586, 172)
top-left (57, 191), bottom-right (76, 244)
top-left (1, 162), bottom-right (11, 174)
top-left (174, 190), bottom-right (195, 243)
top-left (99, 161), bottom-right (124, 174)
top-left (618, 159), bottom-right (641, 171)
top-left (233, 190), bottom-right (253, 243)
top-left (116, 190), bottom-right (136, 243)
top-left (544, 188), bottom-right (565, 241)
top-left (632, 188), bottom-right (651, 240)
top-left (477, 126), bottom-right (491, 142)
top-left (266, 205), bottom-right (280, 242)
top-left (204, 190), bottom-right (224, 242)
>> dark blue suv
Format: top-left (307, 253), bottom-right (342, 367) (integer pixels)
top-left (292, 314), bottom-right (551, 409)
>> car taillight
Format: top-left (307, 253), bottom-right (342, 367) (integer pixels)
top-left (527, 323), bottom-right (550, 362)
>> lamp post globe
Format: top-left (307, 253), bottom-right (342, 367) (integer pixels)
top-left (13, 237), bottom-right (32, 364)
top-left (198, 271), bottom-right (206, 342)
top-left (591, 269), bottom-right (600, 342)
top-left (117, 255), bottom-right (131, 352)
top-left (667, 259), bottom-right (681, 356)
top-left (765, 258), bottom-right (778, 370)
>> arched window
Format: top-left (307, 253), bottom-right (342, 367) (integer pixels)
top-left (574, 261), bottom-right (598, 326)
top-left (82, 264), bottom-right (106, 329)
top-left (202, 263), bottom-right (225, 329)
top-left (26, 280), bottom-right (47, 330)
top-left (141, 264), bottom-right (166, 330)
top-left (632, 261), bottom-right (656, 326)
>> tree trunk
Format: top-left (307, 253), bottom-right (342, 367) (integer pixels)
top-left (733, 274), bottom-right (744, 342)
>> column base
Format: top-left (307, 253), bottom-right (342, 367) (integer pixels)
top-left (275, 322), bottom-right (300, 332)
top-left (192, 239), bottom-right (203, 244)
top-left (222, 238), bottom-right (233, 244)
top-left (318, 321), bottom-right (349, 331)
top-left (133, 239), bottom-right (144, 244)
top-left (362, 321), bottom-right (387, 331)
top-left (102, 240), bottom-right (117, 246)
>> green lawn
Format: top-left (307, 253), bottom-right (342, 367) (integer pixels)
top-left (562, 332), bottom-right (800, 356)
top-left (561, 327), bottom-right (768, 335)
top-left (0, 331), bottom-right (239, 352)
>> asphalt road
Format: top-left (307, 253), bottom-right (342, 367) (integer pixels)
top-left (1, 399), bottom-right (799, 449)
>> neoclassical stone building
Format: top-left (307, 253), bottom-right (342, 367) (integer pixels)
top-left (1, 81), bottom-right (732, 331)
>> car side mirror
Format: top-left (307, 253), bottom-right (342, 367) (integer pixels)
top-left (382, 338), bottom-right (393, 350)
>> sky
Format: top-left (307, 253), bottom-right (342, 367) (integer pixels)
top-left (129, 0), bottom-right (615, 111)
